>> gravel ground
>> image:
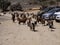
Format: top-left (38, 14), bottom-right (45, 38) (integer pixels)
top-left (0, 11), bottom-right (60, 45)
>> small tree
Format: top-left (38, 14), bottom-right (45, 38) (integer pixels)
top-left (38, 0), bottom-right (47, 2)
top-left (57, 0), bottom-right (60, 2)
top-left (10, 3), bottom-right (23, 11)
top-left (49, 1), bottom-right (56, 5)
top-left (0, 0), bottom-right (11, 11)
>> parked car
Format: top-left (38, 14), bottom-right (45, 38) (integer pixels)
top-left (37, 7), bottom-right (55, 18)
top-left (54, 12), bottom-right (60, 22)
top-left (56, 15), bottom-right (60, 22)
top-left (42, 8), bottom-right (60, 20)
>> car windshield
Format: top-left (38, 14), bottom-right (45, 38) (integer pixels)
top-left (48, 8), bottom-right (60, 13)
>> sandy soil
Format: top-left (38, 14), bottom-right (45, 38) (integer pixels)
top-left (0, 11), bottom-right (60, 45)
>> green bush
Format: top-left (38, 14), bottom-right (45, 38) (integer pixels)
top-left (49, 1), bottom-right (56, 5)
top-left (0, 0), bottom-right (11, 11)
top-left (10, 3), bottom-right (23, 11)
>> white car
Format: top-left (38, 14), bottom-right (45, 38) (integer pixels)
top-left (54, 12), bottom-right (60, 22)
top-left (56, 15), bottom-right (60, 20)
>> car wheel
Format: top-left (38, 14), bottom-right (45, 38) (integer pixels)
top-left (55, 20), bottom-right (60, 22)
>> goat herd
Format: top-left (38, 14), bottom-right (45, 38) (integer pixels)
top-left (11, 12), bottom-right (55, 32)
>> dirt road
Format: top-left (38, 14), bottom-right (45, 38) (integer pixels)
top-left (0, 11), bottom-right (60, 45)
